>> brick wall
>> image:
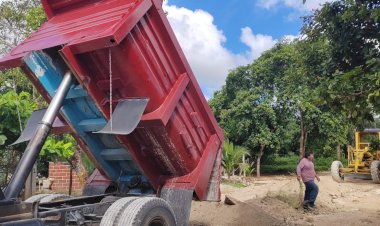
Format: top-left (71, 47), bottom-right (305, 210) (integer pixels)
top-left (49, 162), bottom-right (83, 194)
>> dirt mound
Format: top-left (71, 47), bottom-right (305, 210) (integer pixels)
top-left (190, 174), bottom-right (380, 226)
top-left (189, 198), bottom-right (282, 226)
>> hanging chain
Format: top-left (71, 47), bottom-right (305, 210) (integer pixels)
top-left (109, 48), bottom-right (113, 131)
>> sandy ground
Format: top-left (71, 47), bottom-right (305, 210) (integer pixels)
top-left (189, 173), bottom-right (380, 226)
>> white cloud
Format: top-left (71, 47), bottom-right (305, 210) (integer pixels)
top-left (259, 0), bottom-right (280, 9)
top-left (282, 34), bottom-right (301, 41)
top-left (240, 27), bottom-right (277, 60)
top-left (163, 2), bottom-right (279, 97)
top-left (258, 0), bottom-right (334, 12)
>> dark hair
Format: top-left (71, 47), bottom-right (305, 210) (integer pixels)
top-left (304, 151), bottom-right (314, 159)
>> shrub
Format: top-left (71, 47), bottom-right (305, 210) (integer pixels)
top-left (261, 155), bottom-right (347, 174)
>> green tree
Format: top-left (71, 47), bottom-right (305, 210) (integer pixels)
top-left (222, 140), bottom-right (249, 179)
top-left (0, 0), bottom-right (44, 53)
top-left (211, 39), bottom-right (354, 163)
top-left (40, 134), bottom-right (81, 195)
top-left (302, 0), bottom-right (380, 119)
top-left (41, 135), bottom-right (75, 161)
top-left (0, 91), bottom-right (36, 186)
top-left (0, 0), bottom-right (47, 187)
top-left (0, 0), bottom-right (46, 95)
top-left (219, 89), bottom-right (279, 177)
top-left (0, 0), bottom-right (93, 189)
top-left (212, 0), bottom-right (379, 173)
top-left (273, 40), bottom-right (353, 159)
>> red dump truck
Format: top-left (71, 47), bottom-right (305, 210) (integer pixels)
top-left (0, 0), bottom-right (224, 225)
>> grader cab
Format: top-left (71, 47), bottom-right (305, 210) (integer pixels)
top-left (331, 129), bottom-right (380, 183)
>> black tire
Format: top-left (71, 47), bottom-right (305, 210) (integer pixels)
top-left (118, 197), bottom-right (176, 226)
top-left (331, 161), bottom-right (344, 183)
top-left (39, 194), bottom-right (71, 203)
top-left (94, 196), bottom-right (121, 216)
top-left (24, 194), bottom-right (50, 203)
top-left (370, 160), bottom-right (380, 183)
top-left (100, 197), bottom-right (138, 226)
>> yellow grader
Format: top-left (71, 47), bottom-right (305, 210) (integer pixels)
top-left (331, 129), bottom-right (380, 183)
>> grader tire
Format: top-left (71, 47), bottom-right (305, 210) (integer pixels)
top-left (331, 161), bottom-right (344, 183)
top-left (370, 160), bottom-right (380, 183)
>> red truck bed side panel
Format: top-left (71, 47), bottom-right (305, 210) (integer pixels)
top-left (0, 0), bottom-right (224, 200)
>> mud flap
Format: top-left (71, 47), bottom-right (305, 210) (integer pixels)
top-left (94, 98), bottom-right (149, 135)
top-left (11, 109), bottom-right (48, 145)
top-left (160, 188), bottom-right (193, 226)
top-left (205, 146), bottom-right (223, 201)
top-left (10, 109), bottom-right (69, 145)
top-left (82, 169), bottom-right (113, 196)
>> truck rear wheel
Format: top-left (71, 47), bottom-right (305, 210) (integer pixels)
top-left (39, 194), bottom-right (71, 203)
top-left (371, 160), bottom-right (380, 183)
top-left (100, 197), bottom-right (138, 226)
top-left (94, 196), bottom-right (121, 216)
top-left (24, 194), bottom-right (71, 203)
top-left (331, 161), bottom-right (344, 183)
top-left (118, 197), bottom-right (176, 226)
top-left (24, 194), bottom-right (50, 203)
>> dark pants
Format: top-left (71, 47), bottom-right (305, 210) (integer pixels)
top-left (304, 180), bottom-right (319, 207)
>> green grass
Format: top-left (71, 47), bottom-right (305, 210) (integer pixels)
top-left (261, 155), bottom-right (348, 174)
top-left (221, 179), bottom-right (247, 188)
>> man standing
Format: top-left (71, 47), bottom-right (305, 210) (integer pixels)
top-left (297, 152), bottom-right (320, 210)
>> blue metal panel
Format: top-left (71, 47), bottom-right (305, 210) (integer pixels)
top-left (23, 50), bottom-right (150, 193)
top-left (65, 85), bottom-right (88, 99)
top-left (78, 118), bottom-right (106, 132)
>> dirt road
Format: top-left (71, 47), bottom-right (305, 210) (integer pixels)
top-left (189, 174), bottom-right (380, 226)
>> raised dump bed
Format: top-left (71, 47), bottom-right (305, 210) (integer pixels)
top-left (0, 0), bottom-right (223, 225)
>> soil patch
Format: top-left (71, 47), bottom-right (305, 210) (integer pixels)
top-left (190, 174), bottom-right (380, 226)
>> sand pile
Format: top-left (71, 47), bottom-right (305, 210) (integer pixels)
top-left (189, 198), bottom-right (283, 226)
top-left (189, 174), bottom-right (380, 226)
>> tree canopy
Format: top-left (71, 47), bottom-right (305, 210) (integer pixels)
top-left (211, 0), bottom-right (380, 176)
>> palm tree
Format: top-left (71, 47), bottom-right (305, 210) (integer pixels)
top-left (222, 140), bottom-right (250, 179)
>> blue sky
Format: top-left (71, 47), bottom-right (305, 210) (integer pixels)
top-left (168, 0), bottom-right (303, 53)
top-left (163, 0), bottom-right (332, 98)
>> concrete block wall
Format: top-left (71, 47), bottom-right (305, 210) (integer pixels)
top-left (48, 162), bottom-right (83, 194)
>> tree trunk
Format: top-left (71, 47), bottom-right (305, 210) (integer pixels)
top-left (256, 145), bottom-right (265, 178)
top-left (67, 159), bottom-right (74, 196)
top-left (69, 167), bottom-right (73, 195)
top-left (4, 150), bottom-right (12, 185)
top-left (74, 146), bottom-right (88, 188)
top-left (351, 128), bottom-right (356, 147)
top-left (299, 112), bottom-right (307, 160)
top-left (304, 132), bottom-right (308, 154)
top-left (337, 144), bottom-right (341, 160)
top-left (6, 149), bottom-right (18, 185)
top-left (243, 154), bottom-right (246, 177)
